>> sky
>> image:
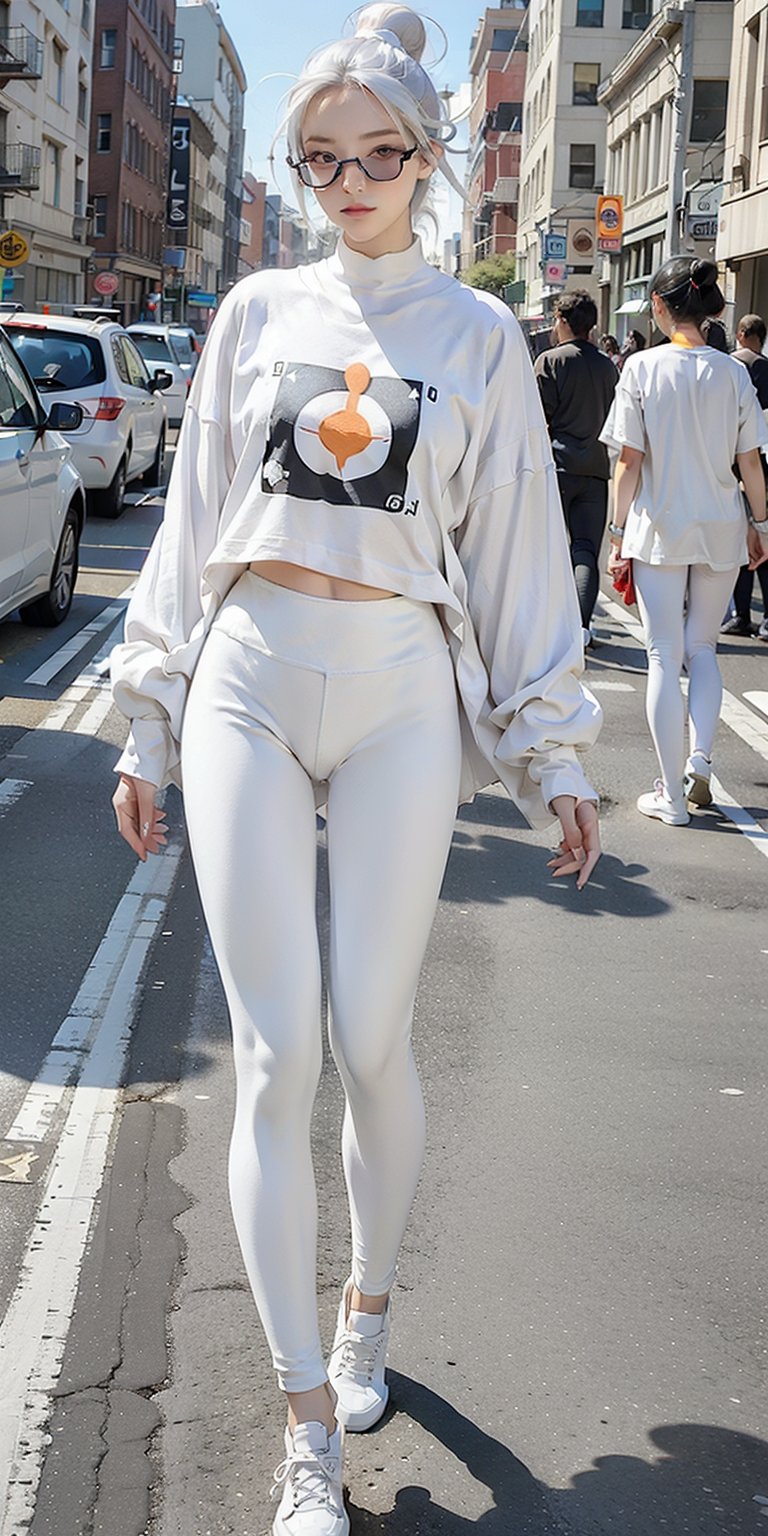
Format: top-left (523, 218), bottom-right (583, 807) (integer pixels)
top-left (214, 0), bottom-right (486, 214)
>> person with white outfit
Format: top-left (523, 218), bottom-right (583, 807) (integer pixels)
top-left (602, 256), bottom-right (768, 825)
top-left (110, 7), bottom-right (602, 1531)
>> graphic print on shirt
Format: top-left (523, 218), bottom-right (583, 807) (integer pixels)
top-left (261, 360), bottom-right (425, 512)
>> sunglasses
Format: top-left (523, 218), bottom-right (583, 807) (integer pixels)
top-left (287, 146), bottom-right (419, 189)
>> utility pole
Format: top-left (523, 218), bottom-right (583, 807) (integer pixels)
top-left (663, 2), bottom-right (695, 259)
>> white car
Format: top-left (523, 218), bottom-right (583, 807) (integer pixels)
top-left (168, 324), bottom-right (201, 379)
top-left (0, 324), bottom-right (86, 627)
top-left (4, 312), bottom-right (172, 519)
top-left (126, 324), bottom-right (189, 427)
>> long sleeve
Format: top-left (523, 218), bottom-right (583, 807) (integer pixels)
top-left (111, 287), bottom-right (242, 788)
top-left (455, 302), bottom-right (602, 825)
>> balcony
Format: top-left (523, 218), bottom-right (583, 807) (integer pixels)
top-left (492, 176), bottom-right (520, 204)
top-left (0, 143), bottom-right (42, 192)
top-left (0, 26), bottom-right (44, 82)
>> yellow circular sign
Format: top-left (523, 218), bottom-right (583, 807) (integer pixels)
top-left (0, 230), bottom-right (30, 267)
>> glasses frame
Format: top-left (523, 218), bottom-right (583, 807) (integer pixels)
top-left (287, 145), bottom-right (419, 190)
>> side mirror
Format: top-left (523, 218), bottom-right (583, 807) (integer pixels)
top-left (46, 400), bottom-right (84, 432)
top-left (150, 369), bottom-right (174, 392)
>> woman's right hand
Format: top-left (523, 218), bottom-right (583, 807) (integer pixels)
top-left (606, 544), bottom-right (629, 576)
top-left (112, 773), bottom-right (168, 861)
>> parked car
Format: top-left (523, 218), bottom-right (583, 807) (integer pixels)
top-left (126, 325), bottom-right (189, 427)
top-left (4, 312), bottom-right (172, 519)
top-left (0, 323), bottom-right (86, 627)
top-left (168, 324), bottom-right (201, 378)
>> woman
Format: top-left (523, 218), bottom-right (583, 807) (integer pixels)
top-left (110, 8), bottom-right (601, 1531)
top-left (604, 256), bottom-right (768, 825)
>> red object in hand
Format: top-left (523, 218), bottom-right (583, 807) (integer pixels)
top-left (612, 561), bottom-right (636, 606)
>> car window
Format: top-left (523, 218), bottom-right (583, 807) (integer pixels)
top-left (5, 327), bottom-right (106, 390)
top-left (129, 332), bottom-right (172, 366)
top-left (111, 335), bottom-right (131, 386)
top-left (169, 331), bottom-right (194, 366)
top-left (0, 346), bottom-right (39, 429)
top-left (121, 337), bottom-right (151, 389)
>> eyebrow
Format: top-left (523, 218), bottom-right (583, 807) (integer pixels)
top-left (302, 130), bottom-right (405, 145)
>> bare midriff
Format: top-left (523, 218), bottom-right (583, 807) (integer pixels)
top-left (249, 559), bottom-right (396, 601)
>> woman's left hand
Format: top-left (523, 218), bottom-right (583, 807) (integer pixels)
top-left (606, 544), bottom-right (628, 576)
top-left (548, 796), bottom-right (601, 890)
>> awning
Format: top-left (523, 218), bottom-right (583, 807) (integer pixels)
top-left (615, 297), bottom-right (649, 315)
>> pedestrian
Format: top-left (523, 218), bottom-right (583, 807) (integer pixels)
top-left (701, 317), bottom-right (729, 352)
top-left (618, 328), bottom-right (646, 369)
top-left (110, 7), bottom-right (602, 1533)
top-left (599, 332), bottom-right (621, 368)
top-left (602, 256), bottom-right (768, 824)
top-left (722, 312), bottom-right (768, 638)
top-left (534, 290), bottom-right (618, 648)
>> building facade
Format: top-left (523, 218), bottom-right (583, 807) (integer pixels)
top-left (89, 0), bottom-right (176, 324)
top-left (0, 0), bottom-right (93, 310)
top-left (239, 171), bottom-right (266, 277)
top-left (462, 3), bottom-right (528, 268)
top-left (515, 0), bottom-right (648, 329)
top-left (174, 0), bottom-right (246, 312)
top-left (600, 1), bottom-right (732, 339)
top-left (717, 0), bottom-right (768, 324)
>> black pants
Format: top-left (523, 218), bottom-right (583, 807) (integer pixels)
top-left (557, 472), bottom-right (608, 629)
top-left (732, 560), bottom-right (768, 622)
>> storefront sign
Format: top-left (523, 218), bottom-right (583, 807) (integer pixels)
top-left (596, 195), bottom-right (623, 253)
top-left (543, 260), bottom-right (567, 287)
top-left (93, 271), bottom-right (119, 296)
top-left (567, 220), bottom-right (595, 266)
top-left (0, 229), bottom-right (30, 267)
top-left (167, 117), bottom-right (191, 231)
top-left (542, 232), bottom-right (567, 262)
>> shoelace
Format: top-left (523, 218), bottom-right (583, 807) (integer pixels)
top-left (270, 1446), bottom-right (342, 1512)
top-left (330, 1324), bottom-right (386, 1387)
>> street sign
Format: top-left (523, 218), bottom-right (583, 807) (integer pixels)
top-left (502, 279), bottom-right (526, 305)
top-left (93, 271), bottom-right (119, 296)
top-left (596, 195), bottom-right (623, 253)
top-left (543, 260), bottom-right (567, 287)
top-left (687, 216), bottom-right (719, 241)
top-left (543, 232), bottom-right (567, 261)
top-left (0, 229), bottom-right (29, 267)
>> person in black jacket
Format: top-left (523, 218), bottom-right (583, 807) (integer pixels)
top-left (722, 313), bottom-right (768, 638)
top-left (534, 290), bottom-right (617, 646)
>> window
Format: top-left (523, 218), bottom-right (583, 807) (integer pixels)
top-left (492, 101), bottom-right (523, 133)
top-left (122, 338), bottom-right (150, 389)
top-left (0, 344), bottom-right (39, 430)
top-left (92, 194), bottom-right (107, 237)
top-left (5, 329), bottom-right (105, 391)
top-left (569, 142), bottom-right (596, 188)
top-left (78, 81), bottom-right (87, 124)
top-left (573, 63), bottom-right (600, 105)
top-left (491, 28), bottom-right (518, 50)
top-left (576, 0), bottom-right (603, 26)
top-left (52, 40), bottom-right (65, 105)
top-left (623, 0), bottom-right (651, 29)
top-left (100, 28), bottom-right (116, 67)
top-left (96, 113), bottom-right (111, 152)
top-left (690, 79), bottom-right (728, 144)
top-left (45, 141), bottom-right (62, 207)
top-left (75, 169), bottom-right (85, 215)
top-left (81, 0), bottom-right (91, 32)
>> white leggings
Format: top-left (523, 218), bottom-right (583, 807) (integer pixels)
top-left (633, 561), bottom-right (738, 796)
top-left (180, 573), bottom-right (462, 1391)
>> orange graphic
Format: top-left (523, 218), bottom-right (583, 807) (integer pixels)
top-left (302, 362), bottom-right (388, 474)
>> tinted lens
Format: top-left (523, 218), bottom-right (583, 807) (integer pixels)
top-left (300, 160), bottom-right (340, 188)
top-left (360, 152), bottom-right (404, 181)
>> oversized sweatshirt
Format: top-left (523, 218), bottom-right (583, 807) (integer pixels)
top-left (111, 237), bottom-right (601, 830)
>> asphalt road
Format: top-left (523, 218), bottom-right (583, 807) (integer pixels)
top-left (0, 456), bottom-right (766, 1536)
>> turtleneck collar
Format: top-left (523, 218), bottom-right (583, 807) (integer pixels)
top-left (332, 235), bottom-right (431, 290)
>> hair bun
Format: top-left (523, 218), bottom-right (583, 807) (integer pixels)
top-left (691, 258), bottom-right (718, 291)
top-left (355, 4), bottom-right (427, 62)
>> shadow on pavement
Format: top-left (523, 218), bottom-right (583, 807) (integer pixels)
top-left (349, 1375), bottom-right (768, 1534)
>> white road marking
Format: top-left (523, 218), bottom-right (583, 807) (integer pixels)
top-left (743, 690), bottom-right (768, 723)
top-left (587, 680), bottom-right (636, 691)
top-left (710, 774), bottom-right (768, 862)
top-left (24, 586), bottom-right (134, 686)
top-left (0, 840), bottom-right (183, 1535)
top-left (0, 778), bottom-right (32, 817)
top-left (37, 606), bottom-right (130, 736)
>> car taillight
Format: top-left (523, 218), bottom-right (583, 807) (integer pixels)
top-left (93, 397), bottom-right (126, 420)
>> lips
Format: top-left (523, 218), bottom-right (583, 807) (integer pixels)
top-left (342, 205), bottom-right (375, 214)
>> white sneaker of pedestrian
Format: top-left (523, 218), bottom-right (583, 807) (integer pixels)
top-left (683, 751), bottom-right (713, 808)
top-left (271, 1421), bottom-right (349, 1536)
top-left (328, 1279), bottom-right (390, 1431)
top-left (637, 779), bottom-right (690, 826)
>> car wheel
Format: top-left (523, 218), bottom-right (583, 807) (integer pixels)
top-left (142, 427), bottom-right (166, 487)
top-left (20, 505), bottom-right (80, 627)
top-left (97, 454), bottom-right (127, 519)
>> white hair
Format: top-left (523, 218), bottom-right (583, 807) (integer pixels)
top-left (271, 5), bottom-right (465, 224)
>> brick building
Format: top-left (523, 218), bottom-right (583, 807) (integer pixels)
top-left (462, 4), bottom-right (528, 267)
top-left (89, 0), bottom-right (176, 323)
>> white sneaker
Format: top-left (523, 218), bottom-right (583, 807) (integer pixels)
top-left (683, 752), bottom-right (713, 808)
top-left (271, 1421), bottom-right (349, 1536)
top-left (637, 780), bottom-right (690, 826)
top-left (328, 1278), bottom-right (390, 1431)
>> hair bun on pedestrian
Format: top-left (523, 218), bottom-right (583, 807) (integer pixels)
top-left (691, 258), bottom-right (718, 290)
top-left (355, 5), bottom-right (427, 62)
top-left (648, 254), bottom-right (724, 325)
